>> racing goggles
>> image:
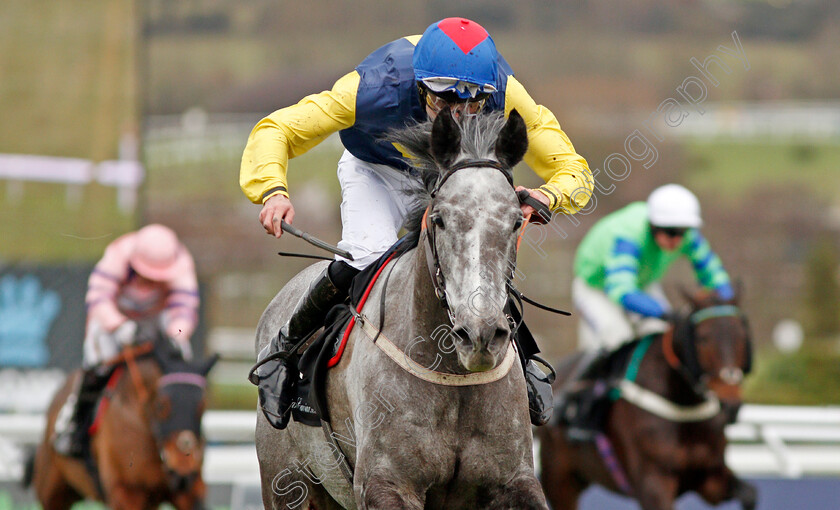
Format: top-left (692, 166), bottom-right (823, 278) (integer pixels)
top-left (656, 226), bottom-right (689, 238)
top-left (424, 89), bottom-right (489, 117)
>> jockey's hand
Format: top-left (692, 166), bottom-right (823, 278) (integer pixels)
top-left (260, 194), bottom-right (295, 238)
top-left (660, 311), bottom-right (682, 324)
top-left (515, 186), bottom-right (550, 219)
top-left (165, 320), bottom-right (193, 360)
top-left (113, 320), bottom-right (138, 346)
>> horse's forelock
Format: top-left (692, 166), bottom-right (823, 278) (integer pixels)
top-left (386, 112), bottom-right (512, 236)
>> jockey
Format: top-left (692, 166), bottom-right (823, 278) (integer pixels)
top-left (564, 184), bottom-right (732, 438)
top-left (53, 224), bottom-right (199, 457)
top-left (242, 17), bottom-right (593, 429)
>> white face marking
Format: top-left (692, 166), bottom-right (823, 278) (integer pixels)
top-left (434, 167), bottom-right (517, 340)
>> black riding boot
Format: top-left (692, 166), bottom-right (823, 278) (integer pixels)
top-left (508, 308), bottom-right (556, 426)
top-left (525, 356), bottom-right (556, 426)
top-left (560, 348), bottom-right (611, 442)
top-left (249, 265), bottom-right (351, 430)
top-left (53, 366), bottom-right (111, 458)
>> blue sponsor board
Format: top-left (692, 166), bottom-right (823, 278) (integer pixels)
top-left (0, 264), bottom-right (206, 412)
top-left (0, 266), bottom-right (89, 370)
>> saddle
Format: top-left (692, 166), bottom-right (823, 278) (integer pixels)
top-left (289, 238), bottom-right (417, 427)
top-left (553, 339), bottom-right (642, 433)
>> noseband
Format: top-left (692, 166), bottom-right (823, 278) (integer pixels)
top-left (421, 159), bottom-right (515, 324)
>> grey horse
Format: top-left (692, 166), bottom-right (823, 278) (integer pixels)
top-left (254, 109), bottom-right (549, 509)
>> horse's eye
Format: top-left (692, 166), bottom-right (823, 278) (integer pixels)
top-left (513, 217), bottom-right (523, 231)
top-left (431, 215), bottom-right (445, 229)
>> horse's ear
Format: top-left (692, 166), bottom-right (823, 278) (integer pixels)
top-left (431, 107), bottom-right (461, 169)
top-left (197, 352), bottom-right (220, 376)
top-left (495, 109), bottom-right (528, 170)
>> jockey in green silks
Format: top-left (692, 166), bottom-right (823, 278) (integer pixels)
top-left (563, 184), bottom-right (733, 439)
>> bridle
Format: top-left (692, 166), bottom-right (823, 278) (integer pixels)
top-left (663, 304), bottom-right (750, 396)
top-left (420, 158), bottom-right (515, 325)
top-left (153, 372), bottom-right (208, 492)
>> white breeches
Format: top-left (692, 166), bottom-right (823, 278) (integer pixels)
top-left (335, 150), bottom-right (424, 270)
top-left (573, 277), bottom-right (670, 352)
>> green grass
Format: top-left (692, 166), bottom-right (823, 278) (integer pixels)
top-left (0, 0), bottom-right (137, 160)
top-left (208, 381), bottom-right (257, 410)
top-left (684, 139), bottom-right (840, 202)
top-left (744, 341), bottom-right (840, 405)
top-left (0, 182), bottom-right (134, 262)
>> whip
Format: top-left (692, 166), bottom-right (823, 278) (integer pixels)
top-left (280, 220), bottom-right (354, 261)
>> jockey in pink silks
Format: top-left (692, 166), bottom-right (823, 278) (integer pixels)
top-left (53, 224), bottom-right (199, 457)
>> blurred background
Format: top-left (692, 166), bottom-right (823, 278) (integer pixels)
top-left (1, 0), bottom-right (840, 507)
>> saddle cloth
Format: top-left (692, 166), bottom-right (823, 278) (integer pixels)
top-left (552, 338), bottom-right (642, 432)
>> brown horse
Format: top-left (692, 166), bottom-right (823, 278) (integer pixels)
top-left (539, 290), bottom-right (757, 510)
top-left (28, 331), bottom-right (218, 510)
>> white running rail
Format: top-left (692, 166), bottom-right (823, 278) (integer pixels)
top-left (2, 406), bottom-right (840, 483)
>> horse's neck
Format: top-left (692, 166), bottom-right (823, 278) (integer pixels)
top-left (117, 357), bottom-right (160, 414)
top-left (638, 335), bottom-right (706, 406)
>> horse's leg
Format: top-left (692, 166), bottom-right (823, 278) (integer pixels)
top-left (261, 464), bottom-right (346, 510)
top-left (106, 485), bottom-right (151, 510)
top-left (696, 468), bottom-right (757, 510)
top-left (170, 479), bottom-right (207, 510)
top-left (354, 469), bottom-right (424, 510)
top-left (484, 473), bottom-right (548, 510)
top-left (633, 467), bottom-right (678, 510)
top-left (31, 447), bottom-right (82, 510)
top-left (538, 427), bottom-right (586, 510)
top-left (96, 448), bottom-right (150, 510)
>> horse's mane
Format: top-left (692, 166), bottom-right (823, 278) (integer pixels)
top-left (384, 111), bottom-right (511, 245)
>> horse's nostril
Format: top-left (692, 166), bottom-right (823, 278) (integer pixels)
top-left (494, 327), bottom-right (510, 342)
top-left (452, 327), bottom-right (471, 345)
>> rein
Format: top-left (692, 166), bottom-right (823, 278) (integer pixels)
top-left (101, 342), bottom-right (155, 403)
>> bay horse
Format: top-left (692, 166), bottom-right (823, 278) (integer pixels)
top-left (29, 326), bottom-right (218, 509)
top-left (254, 109), bottom-right (548, 509)
top-left (538, 289), bottom-right (757, 510)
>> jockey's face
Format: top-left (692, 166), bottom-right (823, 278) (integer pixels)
top-left (652, 226), bottom-right (687, 252)
top-left (423, 89), bottom-right (487, 121)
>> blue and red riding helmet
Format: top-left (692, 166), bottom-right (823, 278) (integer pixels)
top-left (413, 17), bottom-right (500, 100)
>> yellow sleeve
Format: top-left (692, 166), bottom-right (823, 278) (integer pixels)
top-left (504, 76), bottom-right (593, 213)
top-left (239, 71), bottom-right (360, 204)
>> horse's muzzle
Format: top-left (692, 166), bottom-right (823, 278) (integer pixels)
top-left (721, 400), bottom-right (742, 424)
top-left (452, 325), bottom-right (509, 372)
top-left (167, 469), bottom-right (200, 493)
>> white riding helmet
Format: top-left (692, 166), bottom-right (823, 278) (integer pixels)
top-left (647, 184), bottom-right (703, 228)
